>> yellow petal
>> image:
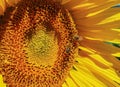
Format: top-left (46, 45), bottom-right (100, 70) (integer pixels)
top-left (99, 13), bottom-right (120, 24)
top-left (73, 64), bottom-right (108, 87)
top-left (63, 0), bottom-right (87, 10)
top-left (62, 82), bottom-right (68, 87)
top-left (80, 29), bottom-right (120, 43)
top-left (81, 39), bottom-right (120, 54)
top-left (70, 70), bottom-right (91, 87)
top-left (70, 0), bottom-right (120, 20)
top-left (101, 54), bottom-right (120, 71)
top-left (0, 0), bottom-right (5, 15)
top-left (65, 76), bottom-right (78, 87)
top-left (76, 58), bottom-right (120, 86)
top-left (89, 54), bottom-right (113, 67)
top-left (0, 75), bottom-right (6, 87)
top-left (75, 7), bottom-right (120, 25)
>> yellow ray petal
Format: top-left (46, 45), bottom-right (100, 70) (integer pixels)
top-left (70, 70), bottom-right (92, 87)
top-left (80, 39), bottom-right (120, 54)
top-left (74, 7), bottom-right (120, 26)
top-left (86, 0), bottom-right (120, 15)
top-left (87, 0), bottom-right (108, 5)
top-left (78, 49), bottom-right (120, 71)
top-left (101, 54), bottom-right (120, 71)
top-left (62, 82), bottom-right (68, 87)
top-left (79, 40), bottom-right (120, 70)
top-left (80, 29), bottom-right (120, 43)
top-left (0, 75), bottom-right (6, 87)
top-left (76, 58), bottom-right (120, 86)
top-left (71, 0), bottom-right (120, 19)
top-left (65, 76), bottom-right (78, 87)
top-left (73, 64), bottom-right (108, 87)
top-left (0, 0), bottom-right (6, 15)
top-left (96, 20), bottom-right (120, 29)
top-left (62, 0), bottom-right (70, 4)
top-left (63, 0), bottom-right (87, 10)
top-left (113, 53), bottom-right (120, 57)
top-left (89, 54), bottom-right (113, 67)
top-left (76, 18), bottom-right (120, 29)
top-left (98, 13), bottom-right (120, 24)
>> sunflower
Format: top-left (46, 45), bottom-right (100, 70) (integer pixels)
top-left (0, 0), bottom-right (120, 87)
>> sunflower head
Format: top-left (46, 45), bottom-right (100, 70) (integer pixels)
top-left (0, 0), bottom-right (80, 86)
top-left (0, 0), bottom-right (120, 87)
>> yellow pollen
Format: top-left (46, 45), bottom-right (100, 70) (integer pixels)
top-left (25, 25), bottom-right (58, 67)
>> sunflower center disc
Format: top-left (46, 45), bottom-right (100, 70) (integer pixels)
top-left (25, 25), bottom-right (58, 67)
top-left (0, 0), bottom-right (79, 86)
